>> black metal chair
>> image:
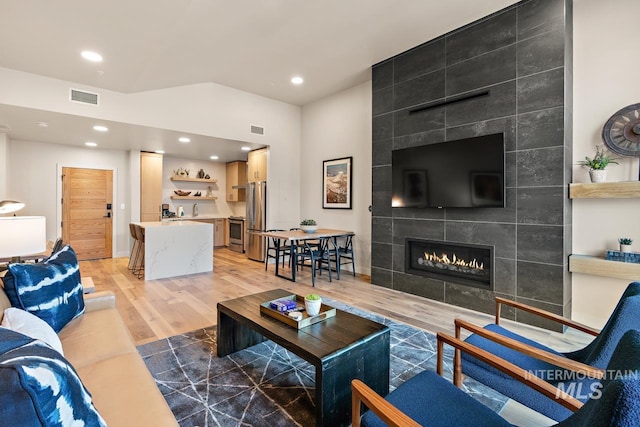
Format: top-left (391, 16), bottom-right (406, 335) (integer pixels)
top-left (319, 237), bottom-right (341, 280)
top-left (264, 229), bottom-right (287, 270)
top-left (336, 235), bottom-right (356, 277)
top-left (296, 238), bottom-right (332, 286)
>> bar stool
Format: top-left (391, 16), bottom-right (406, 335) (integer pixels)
top-left (128, 223), bottom-right (141, 272)
top-left (132, 224), bottom-right (145, 279)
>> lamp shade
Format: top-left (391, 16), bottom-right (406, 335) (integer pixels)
top-left (0, 216), bottom-right (47, 258)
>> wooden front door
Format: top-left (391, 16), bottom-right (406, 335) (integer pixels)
top-left (62, 167), bottom-right (113, 260)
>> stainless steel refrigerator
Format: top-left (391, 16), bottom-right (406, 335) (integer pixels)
top-left (246, 181), bottom-right (267, 261)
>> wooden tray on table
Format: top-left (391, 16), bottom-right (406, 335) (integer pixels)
top-left (260, 294), bottom-right (336, 329)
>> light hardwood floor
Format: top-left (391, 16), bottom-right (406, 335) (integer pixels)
top-left (80, 247), bottom-right (592, 350)
top-left (80, 248), bottom-right (593, 426)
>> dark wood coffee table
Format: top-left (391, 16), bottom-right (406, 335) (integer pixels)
top-left (217, 289), bottom-right (390, 427)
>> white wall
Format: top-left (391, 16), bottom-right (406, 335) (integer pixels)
top-left (0, 133), bottom-right (7, 200)
top-left (300, 82), bottom-right (372, 274)
top-left (8, 139), bottom-right (131, 256)
top-left (162, 156), bottom-right (245, 218)
top-left (572, 0), bottom-right (640, 327)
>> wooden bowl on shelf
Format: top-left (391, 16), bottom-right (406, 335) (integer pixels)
top-left (174, 190), bottom-right (191, 196)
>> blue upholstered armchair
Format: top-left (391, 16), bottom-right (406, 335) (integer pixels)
top-left (448, 281), bottom-right (640, 421)
top-left (352, 330), bottom-right (640, 427)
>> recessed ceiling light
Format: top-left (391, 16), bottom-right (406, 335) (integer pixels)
top-left (179, 137), bottom-right (190, 143)
top-left (210, 155), bottom-right (219, 160)
top-left (93, 125), bottom-right (108, 132)
top-left (85, 142), bottom-right (97, 147)
top-left (36, 121), bottom-right (49, 128)
top-left (81, 50), bottom-right (103, 62)
top-left (291, 76), bottom-right (304, 85)
top-left (155, 150), bottom-right (165, 154)
top-left (241, 146), bottom-right (251, 151)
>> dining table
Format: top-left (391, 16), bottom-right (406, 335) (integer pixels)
top-left (256, 228), bottom-right (354, 282)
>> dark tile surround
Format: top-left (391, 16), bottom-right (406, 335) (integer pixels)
top-left (371, 0), bottom-right (573, 330)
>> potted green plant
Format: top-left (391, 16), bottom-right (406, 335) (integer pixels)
top-left (305, 293), bottom-right (322, 316)
top-left (300, 219), bottom-right (318, 234)
top-left (577, 145), bottom-right (618, 183)
top-left (619, 238), bottom-right (633, 253)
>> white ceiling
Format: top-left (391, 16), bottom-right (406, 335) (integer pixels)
top-left (0, 0), bottom-right (518, 161)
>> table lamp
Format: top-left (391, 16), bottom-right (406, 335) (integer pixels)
top-left (0, 200), bottom-right (26, 214)
top-left (0, 216), bottom-right (47, 260)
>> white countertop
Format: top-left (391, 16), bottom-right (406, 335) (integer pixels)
top-left (135, 220), bottom-right (214, 227)
top-left (166, 215), bottom-right (228, 221)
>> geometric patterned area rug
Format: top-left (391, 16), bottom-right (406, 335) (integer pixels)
top-left (137, 298), bottom-right (507, 426)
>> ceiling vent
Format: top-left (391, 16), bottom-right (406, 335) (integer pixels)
top-left (250, 125), bottom-right (264, 135)
top-left (70, 88), bottom-right (99, 106)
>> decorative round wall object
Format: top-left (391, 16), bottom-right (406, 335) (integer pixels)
top-left (602, 103), bottom-right (640, 157)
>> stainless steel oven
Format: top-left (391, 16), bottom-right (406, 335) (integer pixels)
top-left (228, 216), bottom-right (245, 253)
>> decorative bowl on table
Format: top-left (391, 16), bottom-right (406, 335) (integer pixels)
top-left (300, 225), bottom-right (317, 234)
top-left (174, 190), bottom-right (191, 196)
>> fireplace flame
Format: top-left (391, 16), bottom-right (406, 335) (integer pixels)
top-left (424, 252), bottom-right (484, 270)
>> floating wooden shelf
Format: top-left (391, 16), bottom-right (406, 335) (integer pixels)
top-left (170, 176), bottom-right (217, 183)
top-left (569, 181), bottom-right (640, 199)
top-left (569, 254), bottom-right (640, 280)
top-left (170, 196), bottom-right (217, 201)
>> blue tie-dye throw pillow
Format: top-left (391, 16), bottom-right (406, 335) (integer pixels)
top-left (0, 328), bottom-right (106, 426)
top-left (2, 245), bottom-right (85, 333)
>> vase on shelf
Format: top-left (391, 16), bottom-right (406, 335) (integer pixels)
top-left (589, 169), bottom-right (607, 183)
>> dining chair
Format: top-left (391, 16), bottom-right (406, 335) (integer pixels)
top-left (264, 229), bottom-right (286, 270)
top-left (296, 238), bottom-right (332, 286)
top-left (445, 281), bottom-right (640, 421)
top-left (336, 234), bottom-right (356, 277)
top-left (352, 329), bottom-right (640, 427)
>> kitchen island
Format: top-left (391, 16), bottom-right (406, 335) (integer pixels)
top-left (134, 220), bottom-right (213, 280)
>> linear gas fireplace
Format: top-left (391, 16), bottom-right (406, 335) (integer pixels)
top-left (405, 238), bottom-right (494, 290)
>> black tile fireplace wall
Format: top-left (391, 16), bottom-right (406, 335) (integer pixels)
top-left (371, 0), bottom-right (573, 331)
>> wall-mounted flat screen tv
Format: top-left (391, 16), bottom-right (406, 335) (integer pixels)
top-left (391, 133), bottom-right (505, 208)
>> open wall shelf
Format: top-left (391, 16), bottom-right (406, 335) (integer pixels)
top-left (170, 196), bottom-right (217, 201)
top-left (569, 254), bottom-right (640, 280)
top-left (171, 176), bottom-right (217, 183)
top-left (569, 181), bottom-right (640, 199)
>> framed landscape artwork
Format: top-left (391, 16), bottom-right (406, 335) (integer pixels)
top-left (322, 156), bottom-right (352, 209)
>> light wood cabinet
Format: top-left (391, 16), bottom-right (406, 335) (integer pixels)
top-left (140, 152), bottom-right (163, 222)
top-left (224, 219), bottom-right (230, 246)
top-left (189, 218), bottom-right (225, 247)
top-left (247, 148), bottom-right (267, 182)
top-left (226, 161), bottom-right (247, 201)
top-left (214, 219), bottom-right (225, 247)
